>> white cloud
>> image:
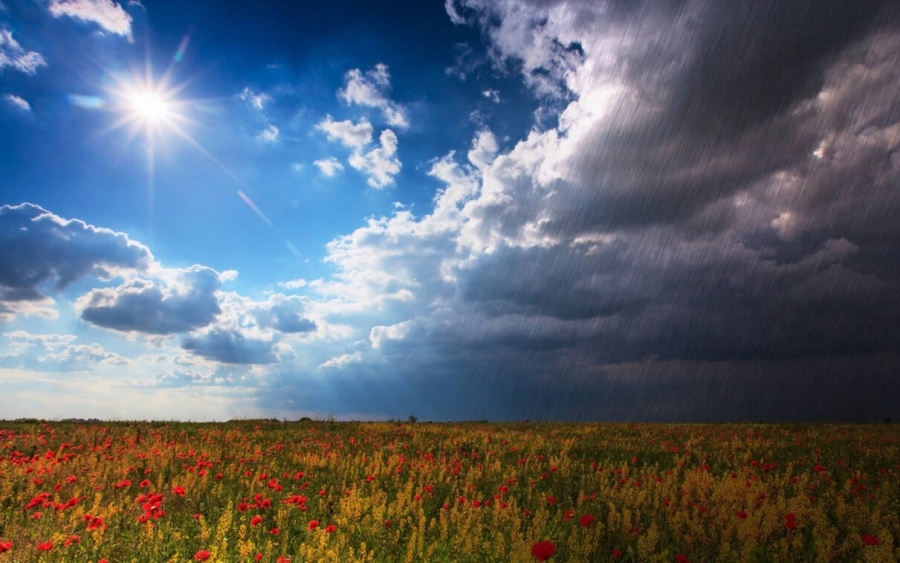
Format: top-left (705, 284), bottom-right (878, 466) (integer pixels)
top-left (4, 94), bottom-right (30, 111)
top-left (240, 87), bottom-right (271, 110)
top-left (369, 321), bottom-right (412, 349)
top-left (320, 351), bottom-right (362, 369)
top-left (0, 29), bottom-right (46, 75)
top-left (338, 64), bottom-right (409, 129)
top-left (48, 0), bottom-right (132, 37)
top-left (1, 331), bottom-right (129, 370)
top-left (314, 157), bottom-right (344, 177)
top-left (257, 124), bottom-right (279, 143)
top-left (316, 115), bottom-right (373, 149)
top-left (347, 129), bottom-right (401, 188)
top-left (316, 116), bottom-right (401, 188)
top-left (482, 89), bottom-right (500, 102)
top-left (445, 0), bottom-right (466, 25)
top-left (279, 278), bottom-right (308, 290)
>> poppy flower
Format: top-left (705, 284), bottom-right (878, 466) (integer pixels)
top-left (736, 510), bottom-right (747, 519)
top-left (861, 534), bottom-right (881, 546)
top-left (784, 513), bottom-right (797, 531)
top-left (250, 515), bottom-right (263, 526)
top-left (611, 549), bottom-right (622, 560)
top-left (579, 513), bottom-right (595, 527)
top-left (307, 520), bottom-right (319, 530)
top-left (531, 540), bottom-right (556, 561)
top-left (172, 486), bottom-right (186, 496)
top-left (325, 524), bottom-right (337, 533)
top-left (270, 527), bottom-right (280, 535)
top-left (37, 542), bottom-right (53, 551)
top-left (195, 550), bottom-right (211, 561)
top-left (675, 555), bottom-right (690, 563)
top-left (0, 541), bottom-right (11, 553)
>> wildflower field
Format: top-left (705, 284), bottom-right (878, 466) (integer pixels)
top-left (0, 420), bottom-right (898, 562)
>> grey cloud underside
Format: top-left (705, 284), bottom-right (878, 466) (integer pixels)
top-left (79, 268), bottom-right (222, 334)
top-left (254, 299), bottom-right (317, 334)
top-left (0, 203), bottom-right (150, 302)
top-left (181, 329), bottom-right (277, 365)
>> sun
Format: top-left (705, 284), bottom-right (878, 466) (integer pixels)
top-left (129, 90), bottom-right (171, 123)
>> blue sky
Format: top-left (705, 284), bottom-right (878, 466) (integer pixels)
top-left (2, 0), bottom-right (900, 422)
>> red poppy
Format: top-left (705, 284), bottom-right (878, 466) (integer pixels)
top-left (37, 542), bottom-right (53, 551)
top-left (579, 513), bottom-right (595, 527)
top-left (736, 510), bottom-right (747, 519)
top-left (276, 557), bottom-right (291, 563)
top-left (195, 550), bottom-right (211, 561)
top-left (675, 555), bottom-right (689, 563)
top-left (172, 486), bottom-right (186, 496)
top-left (325, 524), bottom-right (337, 533)
top-left (611, 549), bottom-right (622, 560)
top-left (64, 535), bottom-right (80, 546)
top-left (251, 515), bottom-right (263, 526)
top-left (861, 534), bottom-right (881, 546)
top-left (270, 527), bottom-right (280, 535)
top-left (531, 540), bottom-right (556, 561)
top-left (307, 520), bottom-right (319, 530)
top-left (785, 513), bottom-right (797, 531)
top-left (0, 541), bottom-right (11, 553)
top-left (25, 493), bottom-right (50, 510)
top-left (86, 515), bottom-right (104, 530)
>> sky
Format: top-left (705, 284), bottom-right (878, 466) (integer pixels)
top-left (1, 0), bottom-right (899, 422)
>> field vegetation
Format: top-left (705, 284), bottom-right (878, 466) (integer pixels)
top-left (0, 419), bottom-right (897, 562)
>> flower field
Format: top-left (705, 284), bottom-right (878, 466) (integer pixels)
top-left (0, 420), bottom-right (898, 562)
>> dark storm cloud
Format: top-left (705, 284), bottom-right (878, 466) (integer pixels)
top-left (257, 0), bottom-right (900, 422)
top-left (181, 329), bottom-right (277, 365)
top-left (79, 267), bottom-right (222, 334)
top-left (0, 202), bottom-right (150, 304)
top-left (663, 0), bottom-right (894, 139)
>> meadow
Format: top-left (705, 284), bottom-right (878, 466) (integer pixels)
top-left (0, 419), bottom-right (897, 562)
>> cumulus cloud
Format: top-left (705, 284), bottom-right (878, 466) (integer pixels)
top-left (347, 129), bottom-right (401, 188)
top-left (316, 115), bottom-right (373, 149)
top-left (316, 116), bottom-right (401, 187)
top-left (0, 29), bottom-right (47, 75)
top-left (320, 351), bottom-right (362, 369)
top-left (77, 266), bottom-right (223, 335)
top-left (48, 0), bottom-right (132, 37)
top-left (182, 329), bottom-right (278, 365)
top-left (4, 94), bottom-right (30, 111)
top-left (1, 331), bottom-right (129, 370)
top-left (369, 320), bottom-right (412, 349)
top-left (249, 294), bottom-right (317, 334)
top-left (338, 64), bottom-right (408, 129)
top-left (314, 157), bottom-right (344, 177)
top-left (0, 203), bottom-right (151, 318)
